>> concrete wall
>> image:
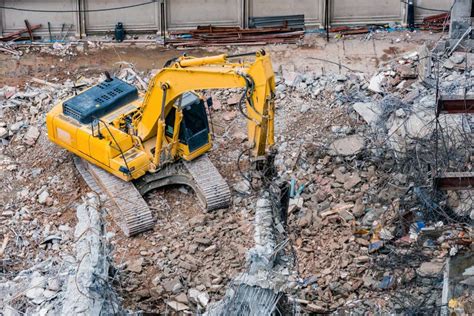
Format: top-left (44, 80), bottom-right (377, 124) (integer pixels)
top-left (0, 0), bottom-right (456, 37)
top-left (449, 0), bottom-right (473, 38)
top-left (414, 0), bottom-right (454, 21)
top-left (248, 0), bottom-right (323, 27)
top-left (330, 0), bottom-right (403, 25)
top-left (167, 0), bottom-right (242, 30)
top-left (1, 0), bottom-right (78, 37)
top-left (84, 0), bottom-right (160, 34)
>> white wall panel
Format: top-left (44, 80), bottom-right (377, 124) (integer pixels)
top-left (249, 0), bottom-right (323, 27)
top-left (331, 0), bottom-right (403, 25)
top-left (84, 0), bottom-right (159, 33)
top-left (1, 0), bottom-right (77, 36)
top-left (414, 0), bottom-right (453, 21)
top-left (167, 0), bottom-right (242, 30)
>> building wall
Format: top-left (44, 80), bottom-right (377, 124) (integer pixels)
top-left (0, 0), bottom-right (456, 37)
top-left (330, 0), bottom-right (403, 25)
top-left (1, 0), bottom-right (78, 37)
top-left (167, 0), bottom-right (242, 30)
top-left (84, 0), bottom-right (160, 34)
top-left (248, 0), bottom-right (323, 27)
top-left (414, 0), bottom-right (454, 21)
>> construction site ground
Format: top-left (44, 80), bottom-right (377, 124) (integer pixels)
top-left (1, 31), bottom-right (472, 315)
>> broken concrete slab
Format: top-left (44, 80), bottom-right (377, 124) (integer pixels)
top-left (127, 257), bottom-right (144, 273)
top-left (37, 190), bottom-right (49, 204)
top-left (284, 71), bottom-right (303, 87)
top-left (368, 73), bottom-right (385, 93)
top-left (353, 102), bottom-right (382, 125)
top-left (9, 121), bottom-right (24, 132)
top-left (0, 127), bottom-right (7, 138)
top-left (167, 300), bottom-right (189, 312)
top-left (417, 261), bottom-right (444, 277)
top-left (449, 53), bottom-right (465, 64)
top-left (343, 173), bottom-right (361, 190)
top-left (329, 135), bottom-right (365, 156)
top-left (189, 288), bottom-right (210, 308)
top-left (23, 126), bottom-right (40, 146)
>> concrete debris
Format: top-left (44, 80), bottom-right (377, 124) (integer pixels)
top-left (449, 53), bottom-right (465, 64)
top-left (189, 288), bottom-right (210, 308)
top-left (62, 195), bottom-right (121, 315)
top-left (233, 179), bottom-right (251, 195)
top-left (1, 32), bottom-right (472, 315)
top-left (37, 190), bottom-right (49, 204)
top-left (300, 103), bottom-right (311, 113)
top-left (353, 102), bottom-right (382, 125)
top-left (417, 261), bottom-right (444, 277)
top-left (23, 126), bottom-right (40, 146)
top-left (167, 300), bottom-right (189, 312)
top-left (127, 257), bottom-right (144, 273)
top-left (368, 73), bottom-right (385, 93)
top-left (284, 71), bottom-right (303, 87)
top-left (0, 195), bottom-right (120, 315)
top-left (206, 194), bottom-right (291, 315)
top-left (329, 135), bottom-right (365, 156)
top-left (0, 127), bottom-right (7, 138)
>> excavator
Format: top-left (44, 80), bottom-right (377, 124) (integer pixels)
top-left (46, 49), bottom-right (276, 236)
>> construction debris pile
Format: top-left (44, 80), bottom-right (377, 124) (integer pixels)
top-left (0, 195), bottom-right (120, 315)
top-left (266, 45), bottom-right (473, 313)
top-left (0, 31), bottom-right (472, 315)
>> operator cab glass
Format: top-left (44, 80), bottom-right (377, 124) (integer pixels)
top-left (165, 92), bottom-right (210, 152)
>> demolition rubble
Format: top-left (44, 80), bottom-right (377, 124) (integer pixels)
top-left (0, 32), bottom-right (473, 315)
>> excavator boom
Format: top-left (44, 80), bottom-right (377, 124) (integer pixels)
top-left (138, 49), bottom-right (275, 168)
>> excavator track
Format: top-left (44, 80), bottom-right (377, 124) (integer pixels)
top-left (183, 155), bottom-right (232, 210)
top-left (135, 154), bottom-right (231, 211)
top-left (74, 154), bottom-right (231, 237)
top-left (74, 156), bottom-right (155, 237)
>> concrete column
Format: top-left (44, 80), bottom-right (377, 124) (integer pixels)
top-left (0, 0), bottom-right (3, 36)
top-left (449, 0), bottom-right (473, 39)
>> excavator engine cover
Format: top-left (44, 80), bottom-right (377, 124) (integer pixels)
top-left (62, 77), bottom-right (138, 124)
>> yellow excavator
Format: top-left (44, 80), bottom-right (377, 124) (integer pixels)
top-left (46, 50), bottom-right (276, 236)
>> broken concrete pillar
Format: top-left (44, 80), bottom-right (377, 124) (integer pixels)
top-left (449, 0), bottom-right (473, 39)
top-left (248, 197), bottom-right (277, 272)
top-left (61, 194), bottom-right (121, 315)
top-left (206, 193), bottom-right (294, 316)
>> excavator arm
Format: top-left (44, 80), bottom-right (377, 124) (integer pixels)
top-left (136, 50), bottom-right (275, 168)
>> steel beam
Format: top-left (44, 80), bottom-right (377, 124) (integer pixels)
top-left (434, 172), bottom-right (474, 190)
top-left (437, 94), bottom-right (474, 116)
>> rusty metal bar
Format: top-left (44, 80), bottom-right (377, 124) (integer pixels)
top-left (434, 172), bottom-right (474, 190)
top-left (24, 20), bottom-right (34, 41)
top-left (436, 94), bottom-right (474, 116)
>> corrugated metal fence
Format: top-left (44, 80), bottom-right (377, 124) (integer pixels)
top-left (0, 0), bottom-right (454, 37)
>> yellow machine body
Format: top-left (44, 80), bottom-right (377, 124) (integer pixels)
top-left (46, 51), bottom-right (275, 181)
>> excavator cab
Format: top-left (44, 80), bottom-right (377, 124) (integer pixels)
top-left (165, 92), bottom-right (211, 157)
